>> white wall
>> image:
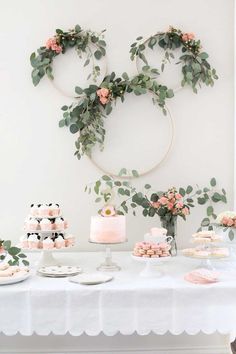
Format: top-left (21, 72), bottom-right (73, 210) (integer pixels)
top-left (0, 0), bottom-right (234, 250)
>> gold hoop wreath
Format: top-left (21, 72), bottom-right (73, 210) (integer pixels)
top-left (31, 25), bottom-right (218, 177)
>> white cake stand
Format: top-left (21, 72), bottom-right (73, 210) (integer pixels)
top-left (183, 253), bottom-right (228, 270)
top-left (89, 240), bottom-right (126, 271)
top-left (132, 255), bottom-right (172, 277)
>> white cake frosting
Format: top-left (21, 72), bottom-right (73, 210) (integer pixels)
top-left (43, 237), bottom-right (53, 245)
top-left (28, 234), bottom-right (38, 242)
top-left (90, 215), bottom-right (126, 243)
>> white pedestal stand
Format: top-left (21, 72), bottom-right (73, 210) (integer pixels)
top-left (89, 241), bottom-right (126, 272)
top-left (132, 255), bottom-right (171, 278)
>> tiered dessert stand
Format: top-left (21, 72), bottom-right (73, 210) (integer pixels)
top-left (183, 238), bottom-right (229, 270)
top-left (21, 210), bottom-right (74, 268)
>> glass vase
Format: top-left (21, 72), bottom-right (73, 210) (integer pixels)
top-left (160, 215), bottom-right (177, 256)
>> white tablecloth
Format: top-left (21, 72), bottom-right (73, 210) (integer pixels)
top-left (0, 251), bottom-right (236, 336)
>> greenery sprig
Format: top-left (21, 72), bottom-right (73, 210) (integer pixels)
top-left (30, 24), bottom-right (106, 86)
top-left (0, 239), bottom-right (29, 266)
top-left (130, 26), bottom-right (218, 93)
top-left (86, 171), bottom-right (227, 231)
top-left (60, 72), bottom-right (174, 159)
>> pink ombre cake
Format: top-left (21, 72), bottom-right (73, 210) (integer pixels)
top-left (90, 215), bottom-right (126, 244)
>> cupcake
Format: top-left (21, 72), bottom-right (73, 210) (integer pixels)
top-left (40, 218), bottom-right (52, 231)
top-left (28, 234), bottom-right (39, 249)
top-left (38, 204), bottom-right (50, 217)
top-left (30, 204), bottom-right (38, 216)
top-left (49, 203), bottom-right (60, 217)
top-left (65, 234), bottom-right (75, 247)
top-left (26, 218), bottom-right (39, 231)
top-left (55, 235), bottom-right (65, 249)
top-left (20, 235), bottom-right (28, 248)
top-left (42, 237), bottom-right (54, 250)
top-left (54, 217), bottom-right (64, 230)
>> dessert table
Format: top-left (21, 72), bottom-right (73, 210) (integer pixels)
top-left (0, 251), bottom-right (236, 339)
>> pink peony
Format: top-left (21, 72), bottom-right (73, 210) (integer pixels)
top-left (159, 197), bottom-right (168, 205)
top-left (187, 33), bottom-right (195, 40)
top-left (97, 87), bottom-right (109, 98)
top-left (175, 193), bottom-right (182, 200)
top-left (99, 96), bottom-right (109, 105)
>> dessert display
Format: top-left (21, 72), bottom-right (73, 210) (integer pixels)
top-left (133, 241), bottom-right (171, 258)
top-left (191, 230), bottom-right (222, 243)
top-left (20, 204), bottom-right (75, 250)
top-left (90, 214), bottom-right (126, 244)
top-left (184, 268), bottom-right (219, 284)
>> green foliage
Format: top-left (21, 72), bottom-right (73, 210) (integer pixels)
top-left (0, 240), bottom-right (29, 266)
top-left (60, 72), bottom-right (174, 159)
top-left (30, 24), bottom-right (106, 86)
top-left (129, 26), bottom-right (218, 93)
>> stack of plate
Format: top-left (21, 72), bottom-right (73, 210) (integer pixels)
top-left (37, 265), bottom-right (82, 278)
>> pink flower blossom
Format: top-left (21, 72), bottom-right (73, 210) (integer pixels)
top-left (182, 207), bottom-right (190, 216)
top-left (182, 32), bottom-right (195, 42)
top-left (175, 193), bottom-right (182, 200)
top-left (101, 205), bottom-right (116, 217)
top-left (45, 37), bottom-right (62, 53)
top-left (159, 197), bottom-right (168, 205)
top-left (97, 87), bottom-right (109, 98)
top-left (167, 202), bottom-right (174, 210)
top-left (99, 96), bottom-right (109, 105)
top-left (221, 216), bottom-right (229, 225)
top-left (227, 219), bottom-right (234, 227)
top-left (176, 202), bottom-right (184, 209)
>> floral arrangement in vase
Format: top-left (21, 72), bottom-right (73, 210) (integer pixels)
top-left (215, 211), bottom-right (236, 241)
top-left (0, 239), bottom-right (29, 266)
top-left (86, 171), bottom-right (227, 254)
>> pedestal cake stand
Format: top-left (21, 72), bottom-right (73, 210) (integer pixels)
top-left (89, 240), bottom-right (126, 271)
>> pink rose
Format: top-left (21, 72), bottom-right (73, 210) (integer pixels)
top-left (182, 34), bottom-right (189, 42)
top-left (176, 202), bottom-right (184, 209)
top-left (159, 197), bottom-right (168, 205)
top-left (227, 219), bottom-right (234, 227)
top-left (175, 193), bottom-right (182, 200)
top-left (46, 37), bottom-right (56, 49)
top-left (182, 32), bottom-right (195, 42)
top-left (168, 192), bottom-right (174, 199)
top-left (182, 207), bottom-right (189, 216)
top-left (187, 33), bottom-right (195, 40)
top-left (99, 96), bottom-right (109, 105)
top-left (221, 216), bottom-right (229, 225)
top-left (167, 202), bottom-right (174, 210)
top-left (100, 88), bottom-right (109, 97)
top-left (52, 44), bottom-right (62, 53)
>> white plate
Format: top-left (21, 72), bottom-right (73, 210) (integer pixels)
top-left (38, 265), bottom-right (82, 277)
top-left (69, 273), bottom-right (113, 285)
top-left (132, 254), bottom-right (171, 263)
top-left (0, 271), bottom-right (31, 285)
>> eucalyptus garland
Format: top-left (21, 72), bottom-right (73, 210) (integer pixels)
top-left (130, 26), bottom-right (218, 93)
top-left (59, 72), bottom-right (174, 159)
top-left (30, 24), bottom-right (106, 86)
